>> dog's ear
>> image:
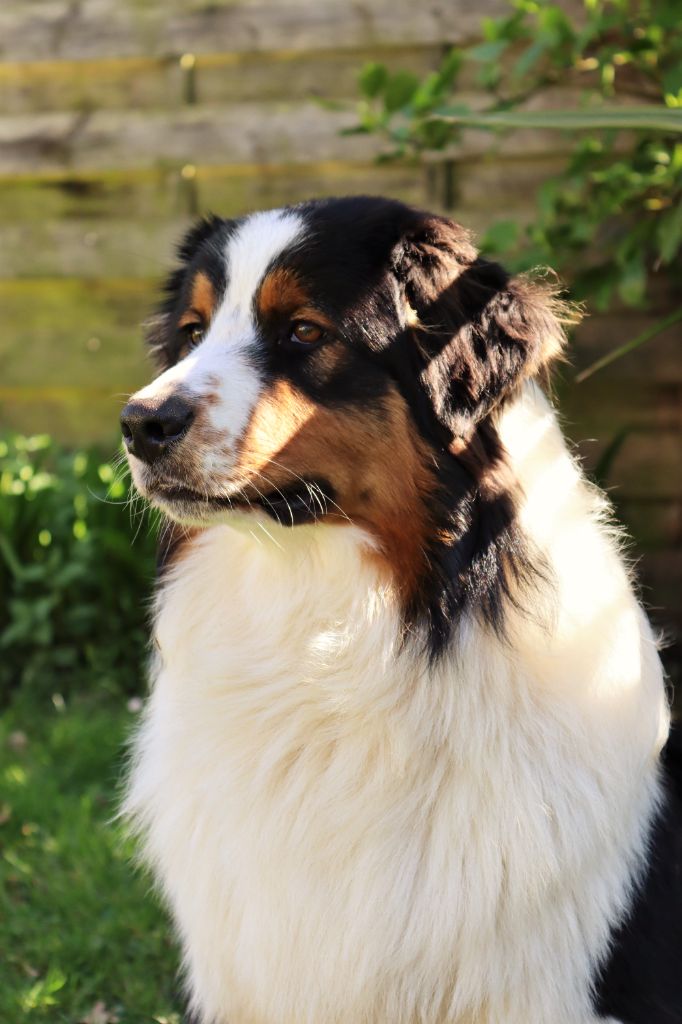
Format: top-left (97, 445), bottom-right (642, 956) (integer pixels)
top-left (145, 214), bottom-right (227, 370)
top-left (391, 213), bottom-right (575, 443)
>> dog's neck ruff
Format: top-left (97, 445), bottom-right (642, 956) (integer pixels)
top-left (125, 384), bottom-right (668, 1024)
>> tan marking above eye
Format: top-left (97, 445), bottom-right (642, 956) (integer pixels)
top-left (291, 306), bottom-right (335, 333)
top-left (178, 311), bottom-right (202, 329)
top-left (257, 267), bottom-right (338, 341)
top-left (178, 270), bottom-right (215, 329)
top-left (258, 267), bottom-right (309, 318)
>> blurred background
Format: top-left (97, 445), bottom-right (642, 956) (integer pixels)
top-left (0, 1), bottom-right (680, 1021)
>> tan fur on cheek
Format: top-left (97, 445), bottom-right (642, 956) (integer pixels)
top-left (234, 381), bottom-right (438, 604)
top-left (233, 380), bottom-right (318, 481)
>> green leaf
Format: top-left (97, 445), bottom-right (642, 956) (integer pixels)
top-left (415, 118), bottom-right (456, 149)
top-left (383, 71), bottom-right (420, 113)
top-left (438, 48), bottom-right (464, 90)
top-left (19, 967), bottom-right (67, 1012)
top-left (542, 5), bottom-right (573, 35)
top-left (358, 62), bottom-right (388, 99)
top-left (514, 38), bottom-right (549, 79)
top-left (466, 40), bottom-right (510, 64)
top-left (411, 73), bottom-right (444, 113)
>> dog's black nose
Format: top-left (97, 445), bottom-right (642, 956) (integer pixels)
top-left (120, 394), bottom-right (195, 464)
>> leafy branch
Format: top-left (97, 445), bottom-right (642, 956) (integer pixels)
top-left (354, 0), bottom-right (682, 376)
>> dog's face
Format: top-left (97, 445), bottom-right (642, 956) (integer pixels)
top-left (122, 196), bottom-right (568, 648)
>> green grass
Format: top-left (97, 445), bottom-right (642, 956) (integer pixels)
top-left (0, 694), bottom-right (183, 1024)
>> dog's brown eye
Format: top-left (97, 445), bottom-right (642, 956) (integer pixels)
top-left (179, 323), bottom-right (204, 357)
top-left (186, 324), bottom-right (204, 347)
top-left (177, 323), bottom-right (205, 361)
top-left (291, 321), bottom-right (323, 345)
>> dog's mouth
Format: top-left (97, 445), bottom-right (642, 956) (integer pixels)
top-left (149, 477), bottom-right (336, 526)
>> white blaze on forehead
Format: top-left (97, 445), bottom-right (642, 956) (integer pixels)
top-left (196, 208), bottom-right (306, 445)
top-left (222, 208), bottom-right (305, 319)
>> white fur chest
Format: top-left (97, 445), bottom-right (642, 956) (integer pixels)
top-left (124, 391), bottom-right (668, 1024)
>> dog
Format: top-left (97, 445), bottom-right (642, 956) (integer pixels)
top-left (121, 197), bottom-right (679, 1024)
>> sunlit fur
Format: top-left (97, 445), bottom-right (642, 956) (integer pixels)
top-left (122, 200), bottom-right (669, 1024)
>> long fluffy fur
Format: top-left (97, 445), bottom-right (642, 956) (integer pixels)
top-left (124, 380), bottom-right (668, 1024)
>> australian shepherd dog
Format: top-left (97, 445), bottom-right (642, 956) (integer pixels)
top-left (121, 197), bottom-right (680, 1024)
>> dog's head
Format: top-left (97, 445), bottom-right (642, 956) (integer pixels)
top-left (123, 196), bottom-right (570, 650)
